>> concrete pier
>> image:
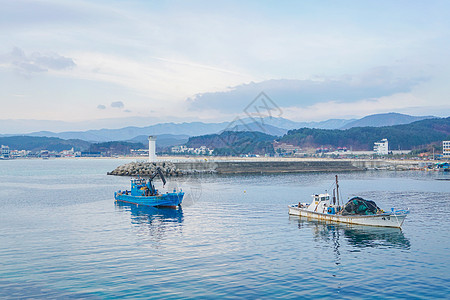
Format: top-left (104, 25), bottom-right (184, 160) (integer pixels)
top-left (108, 158), bottom-right (421, 176)
top-left (174, 160), bottom-right (359, 173)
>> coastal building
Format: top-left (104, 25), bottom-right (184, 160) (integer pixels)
top-left (273, 142), bottom-right (302, 155)
top-left (39, 150), bottom-right (50, 158)
top-left (316, 147), bottom-right (330, 154)
top-left (131, 149), bottom-right (149, 156)
top-left (1, 145), bottom-right (10, 159)
top-left (148, 136), bottom-right (157, 162)
top-left (10, 149), bottom-right (29, 158)
top-left (443, 141), bottom-right (450, 158)
top-left (171, 145), bottom-right (213, 155)
top-left (60, 148), bottom-right (75, 157)
top-left (193, 146), bottom-right (214, 155)
top-left (171, 145), bottom-right (191, 153)
top-left (374, 138), bottom-right (389, 155)
top-left (80, 151), bottom-right (101, 157)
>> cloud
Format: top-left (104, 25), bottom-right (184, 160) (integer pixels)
top-left (0, 2), bottom-right (448, 123)
top-left (32, 53), bottom-right (76, 70)
top-left (187, 67), bottom-right (426, 113)
top-left (97, 104), bottom-right (106, 110)
top-left (0, 47), bottom-right (76, 75)
top-left (67, 51), bottom-right (253, 106)
top-left (111, 101), bottom-right (124, 108)
top-left (279, 89), bottom-right (449, 122)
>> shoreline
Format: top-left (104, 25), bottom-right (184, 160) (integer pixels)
top-left (3, 155), bottom-right (434, 163)
top-left (4, 156), bottom-right (445, 175)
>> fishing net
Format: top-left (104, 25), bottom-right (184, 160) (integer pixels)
top-left (341, 197), bottom-right (381, 216)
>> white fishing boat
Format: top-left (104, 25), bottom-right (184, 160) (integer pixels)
top-left (288, 176), bottom-right (409, 228)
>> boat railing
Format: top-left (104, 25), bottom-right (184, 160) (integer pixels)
top-left (390, 208), bottom-right (410, 215)
top-left (131, 178), bottom-right (147, 184)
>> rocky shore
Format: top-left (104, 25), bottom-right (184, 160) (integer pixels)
top-left (107, 162), bottom-right (180, 176)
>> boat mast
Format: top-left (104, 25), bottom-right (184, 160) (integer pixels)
top-left (335, 175), bottom-right (339, 206)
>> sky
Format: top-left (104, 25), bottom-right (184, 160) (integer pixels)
top-left (1, 0), bottom-right (449, 132)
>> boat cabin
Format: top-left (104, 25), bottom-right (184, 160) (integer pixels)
top-left (301, 193), bottom-right (338, 215)
top-left (314, 194), bottom-right (330, 203)
top-left (129, 178), bottom-right (158, 197)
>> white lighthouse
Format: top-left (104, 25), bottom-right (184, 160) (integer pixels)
top-left (148, 136), bottom-right (157, 162)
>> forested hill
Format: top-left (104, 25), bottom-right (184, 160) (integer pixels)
top-left (187, 131), bottom-right (276, 155)
top-left (279, 117), bottom-right (450, 150)
top-left (0, 136), bottom-right (146, 154)
top-left (0, 136), bottom-right (91, 152)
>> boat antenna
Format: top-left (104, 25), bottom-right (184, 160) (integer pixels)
top-left (335, 175), bottom-right (340, 206)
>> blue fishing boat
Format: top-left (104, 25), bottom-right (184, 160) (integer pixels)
top-left (114, 167), bottom-right (184, 208)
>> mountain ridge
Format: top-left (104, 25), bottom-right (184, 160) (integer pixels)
top-left (340, 112), bottom-right (435, 129)
top-left (1, 117), bottom-right (448, 153)
top-left (1, 113), bottom-right (439, 147)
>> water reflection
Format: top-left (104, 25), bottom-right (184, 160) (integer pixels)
top-left (291, 216), bottom-right (410, 250)
top-left (115, 202), bottom-right (183, 244)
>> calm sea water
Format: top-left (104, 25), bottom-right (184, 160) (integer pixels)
top-left (0, 159), bottom-right (449, 299)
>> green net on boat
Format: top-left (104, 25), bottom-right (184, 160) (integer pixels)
top-left (341, 197), bottom-right (381, 216)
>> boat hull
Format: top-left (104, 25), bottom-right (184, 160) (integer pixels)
top-left (288, 205), bottom-right (407, 228)
top-left (115, 191), bottom-right (184, 208)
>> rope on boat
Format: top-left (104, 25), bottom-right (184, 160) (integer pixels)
top-left (391, 208), bottom-right (409, 228)
top-left (392, 211), bottom-right (401, 228)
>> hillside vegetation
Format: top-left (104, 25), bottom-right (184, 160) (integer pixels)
top-left (279, 117), bottom-right (450, 150)
top-left (187, 131), bottom-right (275, 155)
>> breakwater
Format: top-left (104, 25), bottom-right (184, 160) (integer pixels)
top-left (107, 161), bottom-right (184, 176)
top-left (107, 159), bottom-right (421, 176)
top-left (175, 160), bottom-right (359, 174)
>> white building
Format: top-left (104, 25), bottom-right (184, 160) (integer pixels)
top-left (374, 138), bottom-right (389, 155)
top-left (171, 145), bottom-right (213, 155)
top-left (60, 148), bottom-right (75, 157)
top-left (193, 146), bottom-right (214, 155)
top-left (130, 149), bottom-right (149, 156)
top-left (443, 141), bottom-right (450, 158)
top-left (10, 150), bottom-right (29, 158)
top-left (148, 136), bottom-right (157, 162)
top-left (1, 145), bottom-right (10, 159)
top-left (171, 145), bottom-right (190, 153)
